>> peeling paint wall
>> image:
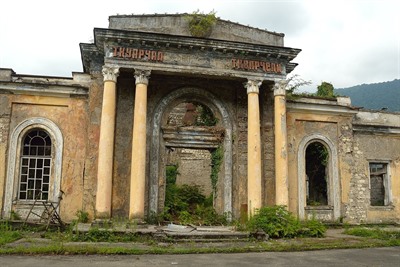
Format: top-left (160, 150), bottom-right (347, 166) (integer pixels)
top-left (1, 94), bottom-right (88, 221)
top-left (286, 102), bottom-right (354, 221)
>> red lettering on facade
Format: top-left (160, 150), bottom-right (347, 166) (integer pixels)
top-left (276, 64), bottom-right (282, 73)
top-left (138, 50), bottom-right (145, 59)
top-left (151, 51), bottom-right (157, 61)
top-left (125, 48), bottom-right (132, 58)
top-left (230, 57), bottom-right (282, 74)
top-left (112, 46), bottom-right (164, 62)
top-left (132, 49), bottom-right (138, 59)
top-left (119, 47), bottom-right (125, 57)
top-left (157, 52), bottom-right (163, 62)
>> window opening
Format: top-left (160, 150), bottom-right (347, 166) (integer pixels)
top-left (369, 163), bottom-right (388, 206)
top-left (18, 129), bottom-right (52, 200)
top-left (305, 142), bottom-right (328, 206)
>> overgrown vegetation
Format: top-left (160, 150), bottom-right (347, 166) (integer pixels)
top-left (75, 210), bottom-right (89, 223)
top-left (285, 75), bottom-right (337, 100)
top-left (246, 206), bottom-right (326, 238)
top-left (187, 10), bottom-right (217, 37)
top-left (194, 104), bottom-right (218, 126)
top-left (210, 145), bottom-right (223, 200)
top-left (161, 165), bottom-right (227, 225)
top-left (0, 221), bottom-right (22, 246)
top-left (317, 81), bottom-right (335, 98)
top-left (345, 227), bottom-right (400, 245)
top-left (70, 227), bottom-right (141, 242)
top-left (2, 220), bottom-right (400, 255)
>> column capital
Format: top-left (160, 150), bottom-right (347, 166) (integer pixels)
top-left (244, 79), bottom-right (262, 94)
top-left (102, 65), bottom-right (120, 82)
top-left (134, 69), bottom-right (151, 85)
top-left (273, 79), bottom-right (288, 96)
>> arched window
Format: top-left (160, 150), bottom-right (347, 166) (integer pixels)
top-left (297, 134), bottom-right (340, 220)
top-left (18, 129), bottom-right (52, 201)
top-left (305, 141), bottom-right (328, 206)
top-left (3, 117), bottom-right (63, 219)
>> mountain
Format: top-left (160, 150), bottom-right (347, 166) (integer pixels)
top-left (334, 79), bottom-right (400, 112)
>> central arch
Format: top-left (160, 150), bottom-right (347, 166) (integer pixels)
top-left (149, 87), bottom-right (233, 216)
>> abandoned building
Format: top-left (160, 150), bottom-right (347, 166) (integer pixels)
top-left (0, 14), bottom-right (399, 224)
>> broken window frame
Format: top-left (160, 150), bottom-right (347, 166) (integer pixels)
top-left (368, 161), bottom-right (392, 207)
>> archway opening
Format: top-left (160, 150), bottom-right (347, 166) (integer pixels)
top-left (305, 141), bottom-right (328, 206)
top-left (161, 101), bottom-right (225, 224)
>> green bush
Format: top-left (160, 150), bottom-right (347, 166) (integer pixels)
top-left (187, 10), bottom-right (217, 37)
top-left (247, 206), bottom-right (326, 238)
top-left (163, 163), bottom-right (228, 225)
top-left (300, 217), bottom-right (326, 237)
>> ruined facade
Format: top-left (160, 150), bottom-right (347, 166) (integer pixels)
top-left (1, 14), bottom-right (399, 224)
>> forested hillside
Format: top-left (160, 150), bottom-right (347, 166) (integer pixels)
top-left (335, 79), bottom-right (400, 112)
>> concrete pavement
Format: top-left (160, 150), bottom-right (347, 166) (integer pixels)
top-left (1, 247), bottom-right (399, 266)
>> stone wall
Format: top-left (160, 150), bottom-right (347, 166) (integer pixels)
top-left (349, 133), bottom-right (400, 223)
top-left (167, 148), bottom-right (213, 196)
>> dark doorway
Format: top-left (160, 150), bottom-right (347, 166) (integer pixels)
top-left (305, 142), bottom-right (328, 206)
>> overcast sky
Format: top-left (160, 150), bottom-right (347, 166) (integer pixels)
top-left (0, 0), bottom-right (399, 92)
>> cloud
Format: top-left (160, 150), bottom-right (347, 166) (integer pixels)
top-left (0, 0), bottom-right (399, 90)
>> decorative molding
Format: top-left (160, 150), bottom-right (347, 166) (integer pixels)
top-left (134, 69), bottom-right (151, 85)
top-left (297, 134), bottom-right (340, 220)
top-left (3, 117), bottom-right (63, 219)
top-left (162, 126), bottom-right (224, 149)
top-left (273, 79), bottom-right (287, 96)
top-left (287, 102), bottom-right (358, 116)
top-left (102, 65), bottom-right (120, 82)
top-left (353, 124), bottom-right (400, 135)
top-left (0, 83), bottom-right (88, 98)
top-left (244, 79), bottom-right (262, 94)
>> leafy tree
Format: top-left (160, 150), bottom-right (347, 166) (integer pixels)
top-left (317, 82), bottom-right (335, 97)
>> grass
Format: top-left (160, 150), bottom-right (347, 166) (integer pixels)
top-left (0, 222), bottom-right (23, 246)
top-left (344, 227), bottom-right (400, 246)
top-left (1, 221), bottom-right (400, 255)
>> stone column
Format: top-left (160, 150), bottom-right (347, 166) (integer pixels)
top-left (245, 79), bottom-right (262, 217)
top-left (129, 69), bottom-right (151, 220)
top-left (273, 80), bottom-right (289, 207)
top-left (95, 65), bottom-right (119, 219)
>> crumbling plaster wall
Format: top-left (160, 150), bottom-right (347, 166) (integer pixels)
top-left (0, 95), bottom-right (11, 214)
top-left (348, 133), bottom-right (400, 223)
top-left (82, 74), bottom-right (103, 219)
top-left (3, 94), bottom-right (88, 221)
top-left (286, 109), bottom-right (353, 221)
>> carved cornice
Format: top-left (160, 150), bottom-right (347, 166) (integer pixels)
top-left (273, 79), bottom-right (287, 96)
top-left (134, 69), bottom-right (151, 85)
top-left (244, 79), bottom-right (262, 94)
top-left (102, 65), bottom-right (120, 82)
